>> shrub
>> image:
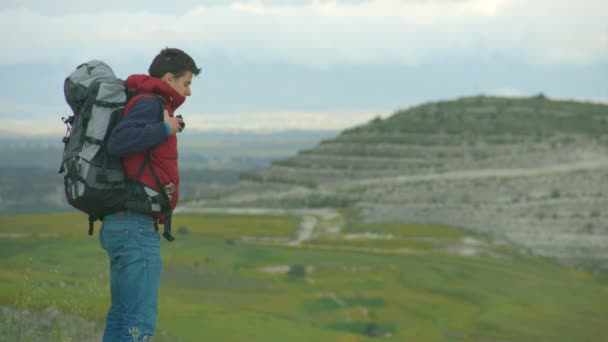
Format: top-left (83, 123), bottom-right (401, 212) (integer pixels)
top-left (287, 264), bottom-right (307, 278)
top-left (177, 226), bottom-right (190, 235)
top-left (365, 322), bottom-right (381, 337)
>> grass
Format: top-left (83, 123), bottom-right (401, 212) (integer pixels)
top-left (1, 211), bottom-right (607, 341)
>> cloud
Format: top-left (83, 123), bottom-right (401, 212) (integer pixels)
top-left (184, 109), bottom-right (381, 131)
top-left (3, 108), bottom-right (381, 135)
top-left (0, 0), bottom-right (606, 68)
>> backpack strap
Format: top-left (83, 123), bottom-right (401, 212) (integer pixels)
top-left (88, 215), bottom-right (96, 236)
top-left (125, 91), bottom-right (175, 242)
top-left (163, 215), bottom-right (175, 241)
top-left (125, 91), bottom-right (166, 188)
top-left (141, 153), bottom-right (174, 241)
top-left (126, 90), bottom-right (166, 113)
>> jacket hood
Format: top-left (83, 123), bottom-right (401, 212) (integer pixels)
top-left (126, 74), bottom-right (186, 110)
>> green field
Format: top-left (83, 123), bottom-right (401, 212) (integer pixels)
top-left (1, 211), bottom-right (607, 341)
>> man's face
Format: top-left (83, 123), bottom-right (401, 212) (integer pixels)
top-left (165, 71), bottom-right (193, 97)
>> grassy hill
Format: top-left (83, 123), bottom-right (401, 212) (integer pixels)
top-left (188, 95), bottom-right (608, 270)
top-left (1, 211), bottom-right (608, 341)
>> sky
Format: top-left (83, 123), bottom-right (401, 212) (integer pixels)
top-left (1, 0), bottom-right (606, 134)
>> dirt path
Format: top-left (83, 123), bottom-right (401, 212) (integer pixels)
top-left (177, 207), bottom-right (341, 246)
top-left (288, 215), bottom-right (317, 246)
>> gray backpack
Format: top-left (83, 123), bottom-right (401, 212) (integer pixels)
top-left (60, 61), bottom-right (129, 232)
top-left (60, 61), bottom-right (174, 239)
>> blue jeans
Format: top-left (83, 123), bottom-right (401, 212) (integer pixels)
top-left (99, 211), bottom-right (162, 341)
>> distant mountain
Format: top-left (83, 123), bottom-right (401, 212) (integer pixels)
top-left (0, 129), bottom-right (337, 215)
top-left (187, 95), bottom-right (608, 270)
top-left (0, 129), bottom-right (338, 170)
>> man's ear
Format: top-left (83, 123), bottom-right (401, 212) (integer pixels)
top-left (161, 72), bottom-right (174, 83)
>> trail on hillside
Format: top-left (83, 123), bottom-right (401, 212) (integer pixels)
top-left (335, 159), bottom-right (608, 189)
top-left (176, 207), bottom-right (342, 246)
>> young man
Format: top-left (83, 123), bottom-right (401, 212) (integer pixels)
top-left (99, 48), bottom-right (200, 341)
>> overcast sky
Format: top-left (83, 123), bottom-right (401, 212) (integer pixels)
top-left (1, 0), bottom-right (606, 134)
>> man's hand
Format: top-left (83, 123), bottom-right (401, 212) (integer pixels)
top-left (176, 115), bottom-right (185, 132)
top-left (163, 109), bottom-right (183, 135)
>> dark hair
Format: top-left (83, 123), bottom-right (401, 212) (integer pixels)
top-left (148, 48), bottom-right (201, 79)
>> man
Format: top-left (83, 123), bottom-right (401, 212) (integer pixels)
top-left (99, 47), bottom-right (200, 341)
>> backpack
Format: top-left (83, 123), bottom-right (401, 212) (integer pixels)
top-left (59, 60), bottom-right (175, 241)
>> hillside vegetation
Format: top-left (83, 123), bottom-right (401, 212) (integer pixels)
top-left (190, 95), bottom-right (608, 270)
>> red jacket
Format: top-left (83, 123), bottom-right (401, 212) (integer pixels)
top-left (117, 75), bottom-right (185, 223)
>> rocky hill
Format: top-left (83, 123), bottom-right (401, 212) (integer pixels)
top-left (185, 95), bottom-right (608, 270)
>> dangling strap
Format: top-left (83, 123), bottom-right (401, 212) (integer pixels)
top-left (147, 160), bottom-right (174, 241)
top-left (88, 215), bottom-right (95, 236)
top-left (139, 145), bottom-right (175, 242)
top-left (162, 215), bottom-right (175, 241)
top-left (131, 146), bottom-right (174, 242)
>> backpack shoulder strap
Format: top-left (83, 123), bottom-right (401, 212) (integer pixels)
top-left (125, 90), bottom-right (166, 120)
top-left (124, 91), bottom-right (167, 187)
